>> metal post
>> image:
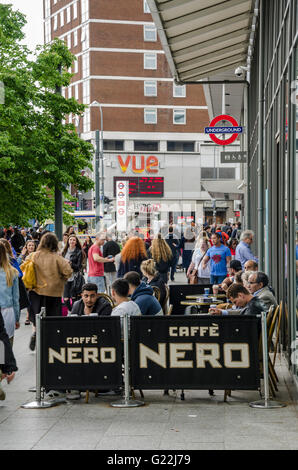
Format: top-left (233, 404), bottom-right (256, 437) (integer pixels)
top-left (111, 314), bottom-right (144, 407)
top-left (95, 129), bottom-right (100, 232)
top-left (249, 312), bottom-right (286, 409)
top-left (99, 106), bottom-right (104, 222)
top-left (257, 0), bottom-right (264, 270)
top-left (22, 308), bottom-right (66, 409)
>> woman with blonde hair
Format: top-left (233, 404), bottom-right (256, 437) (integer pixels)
top-left (140, 258), bottom-right (167, 307)
top-left (187, 237), bottom-right (211, 285)
top-left (149, 234), bottom-right (172, 283)
top-left (117, 236), bottom-right (147, 277)
top-left (0, 242), bottom-right (20, 344)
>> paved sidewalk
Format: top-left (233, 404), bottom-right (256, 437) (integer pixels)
top-left (0, 272), bottom-right (297, 450)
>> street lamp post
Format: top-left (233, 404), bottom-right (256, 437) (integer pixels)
top-left (90, 101), bottom-right (104, 232)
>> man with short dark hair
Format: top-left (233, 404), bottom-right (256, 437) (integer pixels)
top-left (165, 226), bottom-right (180, 281)
top-left (111, 279), bottom-right (141, 336)
top-left (247, 272), bottom-right (277, 310)
top-left (87, 232), bottom-right (115, 293)
top-left (209, 283), bottom-right (265, 316)
top-left (124, 272), bottom-right (163, 315)
top-left (70, 283), bottom-right (112, 316)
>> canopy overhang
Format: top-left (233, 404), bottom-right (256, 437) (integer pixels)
top-left (147, 0), bottom-right (256, 83)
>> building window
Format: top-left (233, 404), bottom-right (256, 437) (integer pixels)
top-left (201, 168), bottom-right (235, 179)
top-left (83, 108), bottom-right (91, 133)
top-left (81, 24), bottom-right (89, 51)
top-left (73, 30), bottom-right (78, 47)
top-left (167, 141), bottom-right (195, 152)
top-left (45, 0), bottom-right (51, 18)
top-left (75, 84), bottom-right (79, 100)
top-left (67, 33), bottom-right (71, 49)
top-left (81, 0), bottom-right (89, 23)
top-left (60, 10), bottom-right (64, 28)
top-left (68, 85), bottom-right (72, 99)
top-left (173, 83), bottom-right (186, 97)
top-left (82, 53), bottom-right (89, 78)
top-left (83, 80), bottom-right (90, 104)
top-left (53, 15), bottom-right (58, 31)
top-left (144, 108), bottom-right (157, 124)
top-left (73, 1), bottom-right (78, 19)
top-left (173, 109), bottom-right (186, 124)
top-left (144, 53), bottom-right (157, 70)
top-left (144, 80), bottom-right (157, 97)
top-left (103, 140), bottom-right (124, 151)
top-left (45, 19), bottom-right (51, 43)
top-left (66, 6), bottom-right (71, 23)
top-left (134, 141), bottom-right (159, 151)
top-left (74, 59), bottom-right (78, 74)
top-left (144, 0), bottom-right (150, 13)
top-left (144, 25), bottom-right (157, 42)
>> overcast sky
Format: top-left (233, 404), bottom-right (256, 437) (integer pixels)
top-left (2, 0), bottom-right (44, 51)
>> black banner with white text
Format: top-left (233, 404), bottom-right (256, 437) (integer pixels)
top-left (130, 316), bottom-right (260, 390)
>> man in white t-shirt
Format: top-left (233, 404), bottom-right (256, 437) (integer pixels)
top-left (111, 279), bottom-right (141, 336)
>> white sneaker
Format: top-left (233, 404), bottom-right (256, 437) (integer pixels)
top-left (66, 390), bottom-right (81, 400)
top-left (44, 390), bottom-right (66, 400)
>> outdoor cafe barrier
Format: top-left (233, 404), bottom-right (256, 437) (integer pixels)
top-left (22, 311), bottom-right (286, 409)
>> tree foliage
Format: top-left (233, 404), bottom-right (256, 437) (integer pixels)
top-left (0, 4), bottom-right (94, 226)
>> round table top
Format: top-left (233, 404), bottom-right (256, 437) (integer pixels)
top-left (185, 294), bottom-right (227, 300)
top-left (180, 300), bottom-right (221, 306)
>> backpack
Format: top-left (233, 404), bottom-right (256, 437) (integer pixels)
top-left (20, 253), bottom-right (46, 290)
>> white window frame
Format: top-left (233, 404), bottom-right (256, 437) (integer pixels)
top-left (173, 109), bottom-right (186, 125)
top-left (68, 85), bottom-right (72, 99)
top-left (73, 30), bottom-right (78, 47)
top-left (144, 80), bottom-right (157, 97)
top-left (144, 52), bottom-right (157, 70)
top-left (81, 24), bottom-right (89, 51)
top-left (73, 1), bottom-right (78, 20)
top-left (67, 33), bottom-right (71, 49)
top-left (74, 59), bottom-right (78, 74)
top-left (60, 10), bottom-right (64, 28)
top-left (75, 84), bottom-right (79, 100)
top-left (53, 15), bottom-right (58, 31)
top-left (173, 83), bottom-right (186, 98)
top-left (81, 0), bottom-right (89, 23)
top-left (144, 25), bottom-right (157, 42)
top-left (45, 19), bottom-right (51, 43)
top-left (45, 0), bottom-right (51, 18)
top-left (66, 6), bottom-right (71, 24)
top-left (83, 80), bottom-right (90, 104)
top-left (83, 108), bottom-right (91, 133)
top-left (144, 108), bottom-right (157, 124)
top-left (82, 52), bottom-right (90, 78)
top-left (144, 0), bottom-right (150, 13)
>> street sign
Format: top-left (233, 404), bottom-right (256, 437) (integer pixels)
top-left (221, 151), bottom-right (247, 163)
top-left (205, 115), bottom-right (243, 145)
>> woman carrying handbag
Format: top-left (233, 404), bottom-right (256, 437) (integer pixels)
top-left (187, 238), bottom-right (211, 285)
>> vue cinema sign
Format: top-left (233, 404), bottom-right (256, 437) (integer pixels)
top-left (117, 155), bottom-right (159, 174)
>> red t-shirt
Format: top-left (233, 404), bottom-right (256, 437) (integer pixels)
top-left (88, 244), bottom-right (104, 277)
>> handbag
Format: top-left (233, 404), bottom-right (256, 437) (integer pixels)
top-left (189, 252), bottom-right (206, 285)
top-left (20, 253), bottom-right (46, 290)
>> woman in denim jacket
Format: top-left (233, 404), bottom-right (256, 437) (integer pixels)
top-left (0, 242), bottom-right (20, 346)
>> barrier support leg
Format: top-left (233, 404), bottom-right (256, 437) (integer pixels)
top-left (111, 313), bottom-right (144, 408)
top-left (249, 311), bottom-right (286, 409)
top-left (22, 308), bottom-right (67, 409)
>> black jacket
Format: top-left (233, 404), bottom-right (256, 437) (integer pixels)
top-left (71, 297), bottom-right (112, 316)
top-left (165, 234), bottom-right (180, 257)
top-left (144, 273), bottom-right (167, 307)
top-left (103, 240), bottom-right (120, 273)
top-left (117, 256), bottom-right (147, 277)
top-left (66, 247), bottom-right (84, 273)
top-left (241, 297), bottom-right (265, 316)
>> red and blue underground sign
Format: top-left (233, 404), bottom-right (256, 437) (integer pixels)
top-left (205, 114), bottom-right (243, 145)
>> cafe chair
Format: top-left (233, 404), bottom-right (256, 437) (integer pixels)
top-left (152, 286), bottom-right (161, 302)
top-left (162, 284), bottom-right (170, 315)
top-left (166, 304), bottom-right (173, 316)
top-left (98, 293), bottom-right (115, 308)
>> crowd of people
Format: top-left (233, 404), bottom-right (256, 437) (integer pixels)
top-left (0, 220), bottom-right (277, 401)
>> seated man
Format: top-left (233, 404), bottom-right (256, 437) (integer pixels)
top-left (124, 271), bottom-right (163, 316)
top-left (247, 271), bottom-right (277, 311)
top-left (111, 279), bottom-right (141, 336)
top-left (70, 283), bottom-right (112, 316)
top-left (220, 259), bottom-right (243, 291)
top-left (244, 260), bottom-right (258, 272)
top-left (209, 283), bottom-right (265, 316)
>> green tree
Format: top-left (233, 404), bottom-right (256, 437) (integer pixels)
top-left (0, 4), bottom-right (94, 226)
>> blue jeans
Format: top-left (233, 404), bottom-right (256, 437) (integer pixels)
top-left (87, 276), bottom-right (106, 293)
top-left (210, 274), bottom-right (226, 285)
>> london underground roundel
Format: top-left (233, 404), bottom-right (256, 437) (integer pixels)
top-left (205, 114), bottom-right (243, 145)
